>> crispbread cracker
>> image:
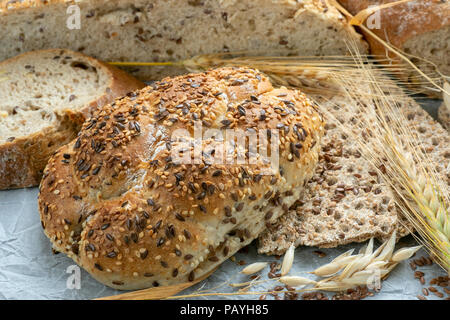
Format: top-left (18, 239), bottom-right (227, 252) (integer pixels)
top-left (258, 86), bottom-right (449, 255)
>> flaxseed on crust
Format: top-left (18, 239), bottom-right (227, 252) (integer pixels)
top-left (38, 67), bottom-right (324, 290)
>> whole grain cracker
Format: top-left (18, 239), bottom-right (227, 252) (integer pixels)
top-left (258, 81), bottom-right (449, 255)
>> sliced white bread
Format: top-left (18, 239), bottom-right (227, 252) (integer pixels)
top-left (0, 0), bottom-right (367, 80)
top-left (0, 49), bottom-right (144, 190)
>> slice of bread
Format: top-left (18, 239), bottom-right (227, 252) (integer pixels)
top-left (0, 49), bottom-right (145, 190)
top-left (0, 0), bottom-right (367, 81)
top-left (258, 81), bottom-right (450, 255)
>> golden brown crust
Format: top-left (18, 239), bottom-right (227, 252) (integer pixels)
top-left (0, 0), bottom-right (70, 12)
top-left (0, 118), bottom-right (79, 189)
top-left (38, 67), bottom-right (324, 290)
top-left (0, 49), bottom-right (144, 190)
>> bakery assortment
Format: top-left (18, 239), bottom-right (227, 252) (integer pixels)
top-left (0, 0), bottom-right (447, 297)
top-left (0, 49), bottom-right (144, 190)
top-left (0, 0), bottom-right (367, 80)
top-left (37, 67), bottom-right (324, 289)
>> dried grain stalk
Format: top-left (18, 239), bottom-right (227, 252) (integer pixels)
top-left (311, 232), bottom-right (421, 291)
top-left (109, 53), bottom-right (443, 97)
top-left (317, 49), bottom-right (450, 272)
top-left (96, 267), bottom-right (217, 300)
top-left (169, 234), bottom-right (420, 298)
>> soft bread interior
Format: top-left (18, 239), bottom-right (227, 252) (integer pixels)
top-left (403, 26), bottom-right (450, 77)
top-left (0, 50), bottom-right (109, 143)
top-left (0, 0), bottom-right (367, 80)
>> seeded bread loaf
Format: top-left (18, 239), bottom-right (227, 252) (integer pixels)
top-left (0, 0), bottom-right (367, 81)
top-left (0, 49), bottom-right (144, 190)
top-left (37, 67), bottom-right (324, 290)
top-left (338, 0), bottom-right (450, 94)
top-left (258, 79), bottom-right (450, 255)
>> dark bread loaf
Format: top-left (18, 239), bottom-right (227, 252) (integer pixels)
top-left (38, 67), bottom-right (324, 290)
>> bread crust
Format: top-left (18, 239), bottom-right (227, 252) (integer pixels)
top-left (38, 67), bottom-right (324, 290)
top-left (0, 49), bottom-right (144, 190)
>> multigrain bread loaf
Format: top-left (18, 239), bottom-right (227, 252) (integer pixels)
top-left (258, 80), bottom-right (450, 255)
top-left (37, 67), bottom-right (325, 290)
top-left (0, 49), bottom-right (144, 190)
top-left (0, 0), bottom-right (367, 81)
top-left (338, 0), bottom-right (450, 87)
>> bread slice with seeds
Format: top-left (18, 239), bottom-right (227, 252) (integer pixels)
top-left (38, 67), bottom-right (324, 290)
top-left (258, 81), bottom-right (450, 255)
top-left (0, 0), bottom-right (367, 80)
top-left (0, 49), bottom-right (145, 190)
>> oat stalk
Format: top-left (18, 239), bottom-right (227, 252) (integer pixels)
top-left (169, 234), bottom-right (421, 298)
top-left (275, 233), bottom-right (421, 292)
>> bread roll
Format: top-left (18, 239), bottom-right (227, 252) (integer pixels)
top-left (38, 67), bottom-right (324, 290)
